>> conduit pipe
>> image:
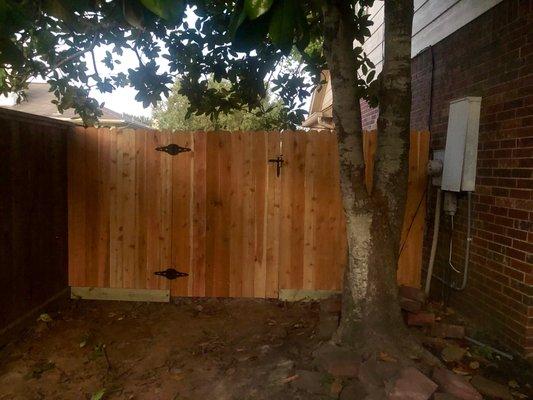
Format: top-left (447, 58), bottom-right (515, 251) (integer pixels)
top-left (424, 188), bottom-right (442, 295)
top-left (424, 190), bottom-right (473, 294)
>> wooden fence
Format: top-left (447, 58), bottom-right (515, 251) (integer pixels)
top-left (68, 128), bottom-right (429, 299)
top-left (0, 109), bottom-right (69, 333)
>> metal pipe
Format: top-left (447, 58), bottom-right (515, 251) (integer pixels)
top-left (425, 188), bottom-right (442, 295)
top-left (450, 191), bottom-right (472, 290)
top-left (465, 336), bottom-right (513, 360)
top-left (426, 190), bottom-right (473, 292)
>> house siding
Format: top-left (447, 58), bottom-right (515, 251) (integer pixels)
top-left (361, 0), bottom-right (504, 75)
top-left (361, 0), bottom-right (532, 357)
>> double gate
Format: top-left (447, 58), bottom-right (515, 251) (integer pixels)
top-left (68, 128), bottom-right (346, 298)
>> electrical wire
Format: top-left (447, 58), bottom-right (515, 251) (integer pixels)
top-left (448, 215), bottom-right (462, 274)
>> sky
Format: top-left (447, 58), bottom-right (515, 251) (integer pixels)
top-left (88, 46), bottom-right (160, 118)
top-left (16, 8), bottom-right (312, 120)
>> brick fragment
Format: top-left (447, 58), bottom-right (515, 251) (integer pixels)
top-left (399, 285), bottom-right (427, 303)
top-left (432, 368), bottom-right (482, 400)
top-left (400, 297), bottom-right (422, 313)
top-left (407, 312), bottom-right (435, 327)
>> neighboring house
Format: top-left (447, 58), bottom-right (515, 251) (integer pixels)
top-left (305, 0), bottom-right (533, 359)
top-left (0, 82), bottom-right (150, 129)
top-left (301, 70), bottom-right (333, 129)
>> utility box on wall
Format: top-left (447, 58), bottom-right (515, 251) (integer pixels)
top-left (441, 97), bottom-right (482, 192)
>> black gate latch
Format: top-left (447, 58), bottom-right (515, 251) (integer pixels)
top-left (156, 144), bottom-right (191, 155)
top-left (268, 155), bottom-right (284, 177)
top-left (154, 268), bottom-right (189, 280)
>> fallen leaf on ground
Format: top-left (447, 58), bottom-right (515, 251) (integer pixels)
top-left (37, 313), bottom-right (53, 323)
top-left (469, 361), bottom-right (480, 369)
top-left (27, 361), bottom-right (55, 379)
top-left (379, 352), bottom-right (398, 363)
top-left (508, 380), bottom-right (519, 389)
top-left (441, 345), bottom-right (466, 363)
top-left (91, 388), bottom-right (106, 400)
top-left (452, 366), bottom-right (470, 376)
top-left (281, 374), bottom-right (299, 383)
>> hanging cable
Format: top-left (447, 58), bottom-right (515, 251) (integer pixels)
top-left (448, 215), bottom-right (461, 274)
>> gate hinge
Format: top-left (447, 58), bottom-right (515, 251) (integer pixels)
top-left (154, 268), bottom-right (189, 280)
top-left (156, 144), bottom-right (191, 155)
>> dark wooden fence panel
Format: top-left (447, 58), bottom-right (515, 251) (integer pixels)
top-left (0, 110), bottom-right (69, 333)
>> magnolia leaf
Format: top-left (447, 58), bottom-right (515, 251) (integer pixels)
top-left (228, 1), bottom-right (247, 38)
top-left (123, 1), bottom-right (145, 29)
top-left (268, 0), bottom-right (297, 53)
top-left (42, 0), bottom-right (72, 22)
top-left (366, 70), bottom-right (376, 83)
top-left (90, 388), bottom-right (106, 400)
top-left (140, 0), bottom-right (185, 21)
top-left (244, 0), bottom-right (274, 20)
top-left (232, 8), bottom-right (270, 52)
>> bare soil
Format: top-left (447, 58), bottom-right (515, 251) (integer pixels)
top-left (0, 299), bottom-right (323, 400)
top-left (1, 298), bottom-right (530, 400)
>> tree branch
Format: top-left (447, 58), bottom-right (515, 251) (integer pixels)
top-left (54, 33), bottom-right (99, 69)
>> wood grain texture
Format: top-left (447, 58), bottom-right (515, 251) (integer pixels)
top-left (397, 131), bottom-right (430, 287)
top-left (1, 113), bottom-right (68, 330)
top-left (70, 129), bottom-right (430, 298)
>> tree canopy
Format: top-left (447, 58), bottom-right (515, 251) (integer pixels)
top-left (0, 0), bottom-right (376, 126)
top-left (153, 79), bottom-right (290, 131)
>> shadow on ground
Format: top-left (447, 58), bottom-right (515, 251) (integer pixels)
top-left (0, 298), bottom-right (327, 399)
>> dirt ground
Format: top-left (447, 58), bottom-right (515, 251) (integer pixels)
top-left (1, 298), bottom-right (531, 400)
top-left (0, 298), bottom-right (325, 400)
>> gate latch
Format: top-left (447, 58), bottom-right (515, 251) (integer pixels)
top-left (156, 144), bottom-right (191, 155)
top-left (268, 155), bottom-right (284, 177)
top-left (154, 268), bottom-right (189, 280)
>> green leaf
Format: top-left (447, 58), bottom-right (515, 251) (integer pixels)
top-left (0, 38), bottom-right (25, 67)
top-left (140, 0), bottom-right (185, 21)
top-left (268, 0), bottom-right (297, 53)
top-left (244, 0), bottom-right (274, 20)
top-left (123, 1), bottom-right (145, 29)
top-left (90, 388), bottom-right (106, 400)
top-left (228, 0), bottom-right (247, 39)
top-left (42, 0), bottom-right (73, 22)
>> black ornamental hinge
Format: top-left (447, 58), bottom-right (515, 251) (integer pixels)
top-left (154, 268), bottom-right (189, 280)
top-left (156, 144), bottom-right (191, 155)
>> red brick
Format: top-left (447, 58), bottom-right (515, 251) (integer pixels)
top-left (506, 228), bottom-right (528, 241)
top-left (399, 285), bottom-right (427, 303)
top-left (513, 239), bottom-right (533, 253)
top-left (408, 0), bottom-right (532, 358)
top-left (406, 313), bottom-right (435, 327)
top-left (432, 368), bottom-right (482, 400)
top-left (513, 147), bottom-right (533, 158)
top-left (389, 367), bottom-right (437, 400)
top-left (506, 247), bottom-right (526, 261)
top-left (509, 189), bottom-right (531, 199)
top-left (400, 297), bottom-right (422, 313)
top-left (504, 267), bottom-right (525, 282)
top-left (508, 208), bottom-right (529, 219)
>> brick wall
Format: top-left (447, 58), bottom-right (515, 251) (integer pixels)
top-left (362, 0), bottom-right (532, 357)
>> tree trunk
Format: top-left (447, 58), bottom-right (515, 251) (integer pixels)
top-left (322, 0), bottom-right (414, 354)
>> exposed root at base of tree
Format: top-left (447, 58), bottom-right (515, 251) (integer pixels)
top-left (320, 324), bottom-right (442, 398)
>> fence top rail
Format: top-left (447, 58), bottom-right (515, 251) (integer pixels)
top-left (80, 128), bottom-right (339, 135)
top-left (0, 107), bottom-right (75, 128)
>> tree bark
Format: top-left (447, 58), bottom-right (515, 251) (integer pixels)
top-left (322, 0), bottom-right (414, 354)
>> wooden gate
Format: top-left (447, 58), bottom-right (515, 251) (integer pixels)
top-left (68, 129), bottom-right (346, 298)
top-left (68, 128), bottom-right (429, 299)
